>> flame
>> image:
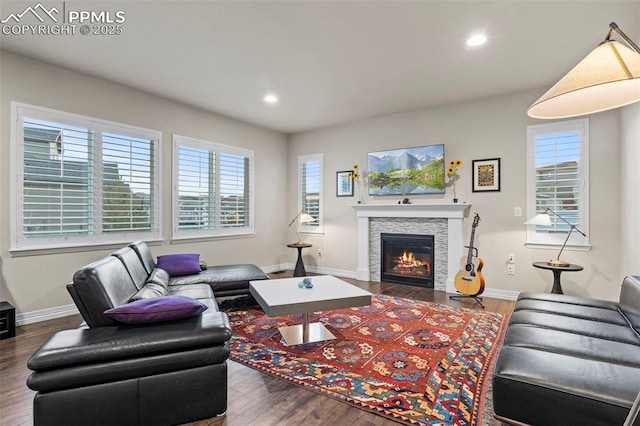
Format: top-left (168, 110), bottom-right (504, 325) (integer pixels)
top-left (391, 251), bottom-right (431, 275)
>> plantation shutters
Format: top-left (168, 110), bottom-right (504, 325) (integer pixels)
top-left (526, 119), bottom-right (589, 248)
top-left (22, 118), bottom-right (93, 237)
top-left (13, 103), bottom-right (161, 251)
top-left (176, 145), bottom-right (215, 230)
top-left (298, 153), bottom-right (323, 233)
top-left (173, 135), bottom-right (254, 239)
top-left (219, 153), bottom-right (250, 229)
top-left (102, 129), bottom-right (155, 233)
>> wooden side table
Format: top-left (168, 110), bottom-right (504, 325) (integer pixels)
top-left (287, 243), bottom-right (312, 277)
top-left (532, 262), bottom-right (583, 294)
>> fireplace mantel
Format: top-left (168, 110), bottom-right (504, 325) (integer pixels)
top-left (352, 203), bottom-right (470, 219)
top-left (351, 203), bottom-right (471, 293)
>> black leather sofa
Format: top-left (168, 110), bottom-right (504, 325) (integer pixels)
top-left (26, 241), bottom-right (269, 426)
top-left (493, 275), bottom-right (640, 425)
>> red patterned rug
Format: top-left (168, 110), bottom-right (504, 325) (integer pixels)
top-left (226, 294), bottom-right (508, 425)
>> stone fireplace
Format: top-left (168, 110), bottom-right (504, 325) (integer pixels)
top-left (352, 203), bottom-right (471, 293)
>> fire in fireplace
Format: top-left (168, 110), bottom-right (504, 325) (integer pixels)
top-left (381, 233), bottom-right (434, 288)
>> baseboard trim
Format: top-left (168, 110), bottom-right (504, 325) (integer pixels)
top-left (261, 264), bottom-right (290, 274)
top-left (480, 288), bottom-right (520, 301)
top-left (304, 265), bottom-right (357, 279)
top-left (17, 303), bottom-right (80, 326)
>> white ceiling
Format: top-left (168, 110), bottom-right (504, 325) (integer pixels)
top-left (1, 1), bottom-right (639, 134)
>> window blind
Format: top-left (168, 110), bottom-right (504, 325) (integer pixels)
top-left (301, 159), bottom-right (320, 226)
top-left (534, 131), bottom-right (581, 233)
top-left (526, 118), bottom-right (589, 249)
top-left (177, 145), bottom-right (216, 230)
top-left (173, 135), bottom-right (254, 238)
top-left (22, 118), bottom-right (93, 237)
top-left (219, 152), bottom-right (250, 228)
top-left (102, 131), bottom-right (155, 232)
top-left (14, 103), bottom-right (161, 251)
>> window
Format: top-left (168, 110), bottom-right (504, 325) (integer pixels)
top-left (173, 135), bottom-right (253, 239)
top-left (298, 153), bottom-right (323, 234)
top-left (526, 119), bottom-right (589, 249)
top-left (11, 103), bottom-right (161, 251)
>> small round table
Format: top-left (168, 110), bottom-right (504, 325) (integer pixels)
top-left (532, 262), bottom-right (583, 294)
top-left (287, 243), bottom-right (312, 277)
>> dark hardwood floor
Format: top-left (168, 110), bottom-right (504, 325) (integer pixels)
top-left (0, 273), bottom-right (514, 426)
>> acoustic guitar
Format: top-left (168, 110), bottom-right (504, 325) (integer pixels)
top-left (454, 213), bottom-right (485, 296)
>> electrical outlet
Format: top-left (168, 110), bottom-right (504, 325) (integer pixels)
top-left (507, 264), bottom-right (515, 275)
top-left (507, 253), bottom-right (515, 263)
top-left (514, 207), bottom-right (522, 217)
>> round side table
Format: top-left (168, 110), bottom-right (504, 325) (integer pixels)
top-left (287, 243), bottom-right (312, 277)
top-left (532, 262), bottom-right (583, 294)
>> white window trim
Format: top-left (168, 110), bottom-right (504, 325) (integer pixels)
top-left (10, 102), bottom-right (162, 253)
top-left (172, 135), bottom-right (254, 240)
top-left (298, 153), bottom-right (323, 235)
top-left (525, 118), bottom-right (590, 250)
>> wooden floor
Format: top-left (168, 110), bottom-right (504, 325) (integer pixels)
top-left (0, 273), bottom-right (514, 426)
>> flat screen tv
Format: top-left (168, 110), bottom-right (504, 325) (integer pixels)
top-left (367, 144), bottom-right (445, 195)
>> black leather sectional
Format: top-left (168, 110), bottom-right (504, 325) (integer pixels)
top-left (493, 275), bottom-right (640, 425)
top-left (27, 241), bottom-right (269, 426)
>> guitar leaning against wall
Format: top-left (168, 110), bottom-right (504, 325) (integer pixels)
top-left (453, 213), bottom-right (485, 297)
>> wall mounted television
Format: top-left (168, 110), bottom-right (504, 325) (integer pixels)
top-left (367, 144), bottom-right (445, 195)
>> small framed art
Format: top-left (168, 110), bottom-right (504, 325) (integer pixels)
top-left (472, 158), bottom-right (501, 192)
top-left (336, 170), bottom-right (354, 197)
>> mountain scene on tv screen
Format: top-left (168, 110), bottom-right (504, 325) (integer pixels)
top-left (368, 145), bottom-right (445, 195)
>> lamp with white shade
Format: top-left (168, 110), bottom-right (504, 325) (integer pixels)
top-left (524, 208), bottom-right (587, 267)
top-left (288, 210), bottom-right (316, 244)
top-left (528, 22), bottom-right (640, 119)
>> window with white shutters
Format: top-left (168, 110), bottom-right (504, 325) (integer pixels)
top-left (102, 129), bottom-right (155, 233)
top-left (298, 153), bottom-right (323, 234)
top-left (526, 119), bottom-right (590, 248)
top-left (173, 135), bottom-right (253, 239)
top-left (12, 103), bottom-right (161, 251)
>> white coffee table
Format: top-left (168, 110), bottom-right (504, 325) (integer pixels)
top-left (249, 275), bottom-right (372, 346)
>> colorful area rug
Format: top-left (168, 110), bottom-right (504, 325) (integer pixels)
top-left (227, 294), bottom-right (508, 425)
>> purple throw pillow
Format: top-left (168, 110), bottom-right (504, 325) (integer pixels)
top-left (156, 253), bottom-right (201, 277)
top-left (104, 296), bottom-right (208, 324)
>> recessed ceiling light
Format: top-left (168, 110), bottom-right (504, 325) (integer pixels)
top-left (263, 94), bottom-right (279, 104)
top-left (467, 34), bottom-right (487, 47)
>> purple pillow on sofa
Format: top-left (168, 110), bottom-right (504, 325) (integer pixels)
top-left (156, 253), bottom-right (201, 277)
top-left (104, 296), bottom-right (208, 324)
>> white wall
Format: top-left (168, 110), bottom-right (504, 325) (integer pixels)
top-left (621, 102), bottom-right (640, 279)
top-left (0, 52), bottom-right (289, 320)
top-left (289, 90), bottom-right (623, 301)
top-left (620, 27), bottom-right (640, 283)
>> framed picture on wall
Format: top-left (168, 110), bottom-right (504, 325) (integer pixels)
top-left (336, 170), bottom-right (354, 197)
top-left (472, 158), bottom-right (501, 192)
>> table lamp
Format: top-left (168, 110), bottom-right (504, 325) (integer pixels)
top-left (524, 208), bottom-right (587, 267)
top-left (289, 210), bottom-right (316, 244)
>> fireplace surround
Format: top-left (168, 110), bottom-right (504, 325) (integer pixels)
top-left (352, 203), bottom-right (471, 293)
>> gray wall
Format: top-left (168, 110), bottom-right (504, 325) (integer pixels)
top-left (288, 90), bottom-right (623, 301)
top-left (0, 51), bottom-right (289, 319)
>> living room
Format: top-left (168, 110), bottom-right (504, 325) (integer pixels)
top-left (1, 0), bottom-right (638, 323)
top-left (1, 1), bottom-right (640, 425)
